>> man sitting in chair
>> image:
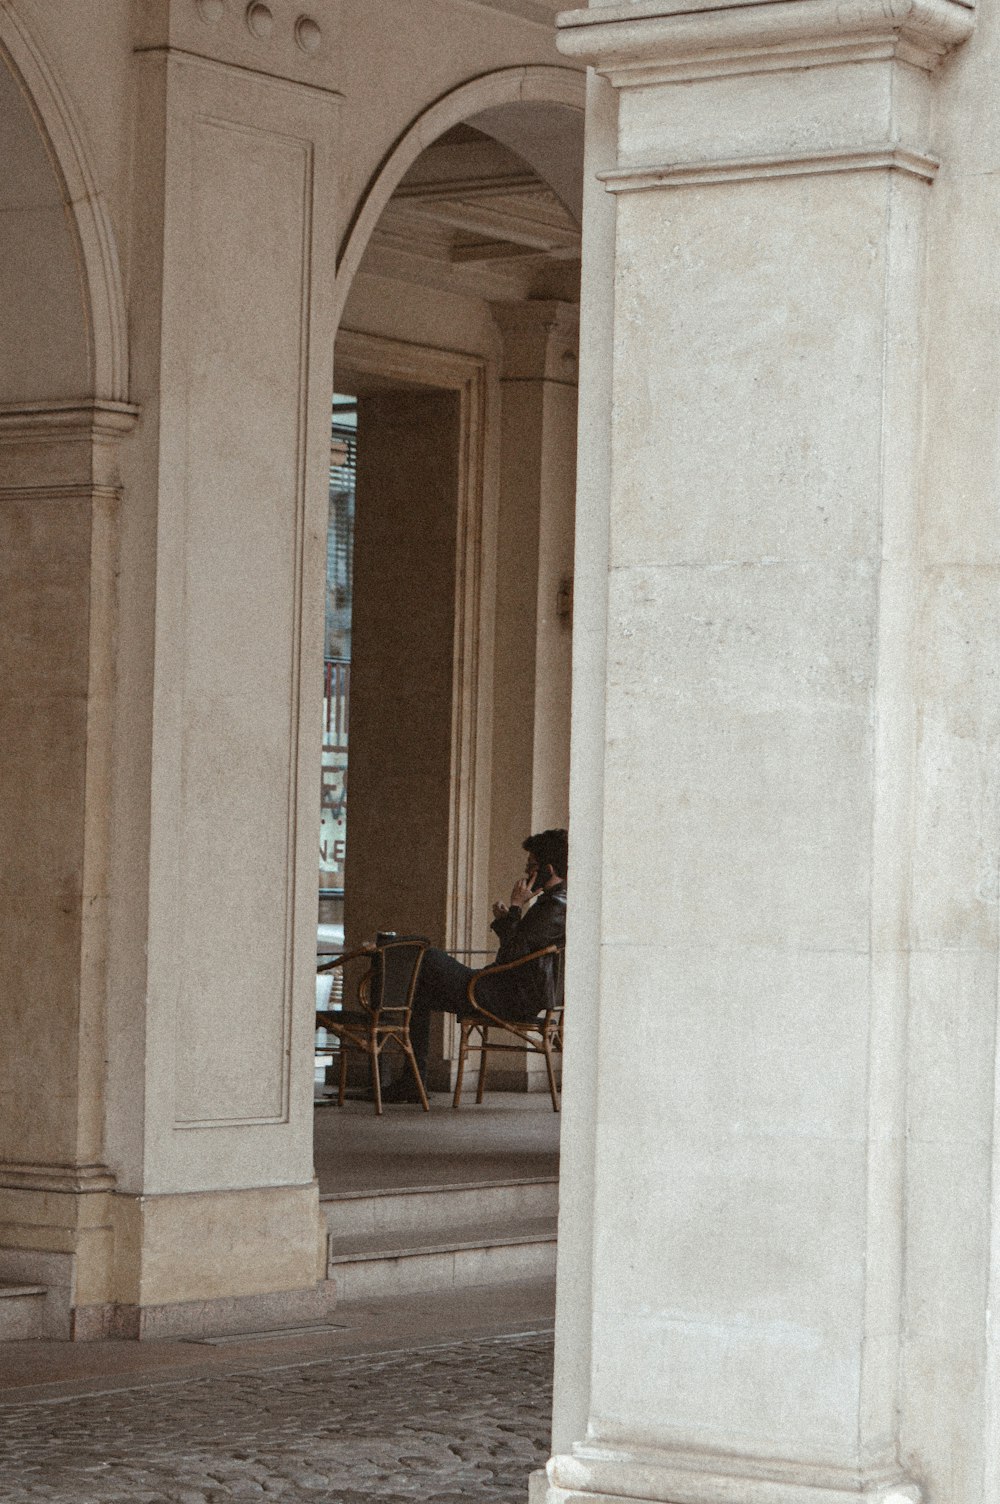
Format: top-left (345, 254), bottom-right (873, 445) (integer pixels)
top-left (381, 828), bottom-right (567, 1104)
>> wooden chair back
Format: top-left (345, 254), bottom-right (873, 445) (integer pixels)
top-left (364, 935), bottom-right (429, 1020)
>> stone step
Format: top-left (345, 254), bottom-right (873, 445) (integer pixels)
top-left (326, 1215), bottom-right (557, 1302)
top-left (320, 1176), bottom-right (558, 1240)
top-left (0, 1281), bottom-right (49, 1341)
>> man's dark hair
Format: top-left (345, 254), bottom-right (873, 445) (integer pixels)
top-left (523, 828), bottom-right (568, 881)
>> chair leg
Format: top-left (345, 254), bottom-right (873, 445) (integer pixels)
top-left (403, 1042), bottom-right (430, 1111)
top-left (337, 1043), bottom-right (347, 1107)
top-left (543, 1034), bottom-right (560, 1112)
top-left (453, 1022), bottom-right (470, 1108)
top-left (476, 1027), bottom-right (489, 1104)
top-left (371, 1034), bottom-right (383, 1116)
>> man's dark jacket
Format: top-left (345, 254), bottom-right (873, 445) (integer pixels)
top-left (477, 882), bottom-right (566, 1022)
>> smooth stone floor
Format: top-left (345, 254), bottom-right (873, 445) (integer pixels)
top-left (314, 1092), bottom-right (561, 1194)
top-left (0, 1282), bottom-right (556, 1502)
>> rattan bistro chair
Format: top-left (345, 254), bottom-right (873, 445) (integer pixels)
top-left (317, 935), bottom-right (430, 1115)
top-left (452, 944), bottom-right (565, 1113)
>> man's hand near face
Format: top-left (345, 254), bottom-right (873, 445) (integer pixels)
top-left (492, 870), bottom-right (539, 923)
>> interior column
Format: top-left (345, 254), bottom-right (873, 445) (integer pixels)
top-left (488, 301), bottom-right (578, 1091)
top-left (546, 0), bottom-right (974, 1499)
top-left (489, 301), bottom-right (578, 866)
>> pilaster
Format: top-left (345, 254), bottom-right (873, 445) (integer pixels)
top-left (551, 0), bottom-right (973, 1500)
top-left (488, 300), bottom-right (577, 1091)
top-left (0, 400), bottom-right (137, 1337)
top-left (101, 1), bottom-right (341, 1323)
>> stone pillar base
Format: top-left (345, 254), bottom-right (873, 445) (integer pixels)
top-left (74, 1278), bottom-right (338, 1342)
top-left (482, 1054), bottom-right (559, 1094)
top-left (545, 1451), bottom-right (921, 1504)
top-left (528, 1467), bottom-right (548, 1504)
top-left (111, 1183), bottom-right (327, 1310)
top-left (0, 1180), bottom-right (329, 1340)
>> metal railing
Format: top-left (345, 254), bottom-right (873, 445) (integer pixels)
top-left (323, 657), bottom-right (350, 748)
top-left (320, 657), bottom-right (349, 902)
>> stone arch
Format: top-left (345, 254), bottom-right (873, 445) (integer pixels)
top-left (334, 64), bottom-right (586, 327)
top-left (0, 5), bottom-right (128, 402)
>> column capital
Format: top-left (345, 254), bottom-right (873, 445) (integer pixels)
top-left (556, 0), bottom-right (974, 83)
top-left (0, 400), bottom-right (139, 493)
top-left (491, 300), bottom-right (580, 383)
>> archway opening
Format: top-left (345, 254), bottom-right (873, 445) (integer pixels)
top-left (313, 100), bottom-right (583, 1265)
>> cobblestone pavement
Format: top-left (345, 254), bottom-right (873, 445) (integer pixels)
top-left (0, 1331), bottom-right (553, 1503)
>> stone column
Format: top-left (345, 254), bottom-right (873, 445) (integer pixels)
top-left (490, 301), bottom-right (578, 855)
top-left (0, 402), bottom-right (136, 1338)
top-left (546, 0), bottom-right (974, 1500)
top-left (99, 3), bottom-right (340, 1336)
top-left (343, 389), bottom-right (463, 1094)
top-left (488, 301), bottom-right (577, 1090)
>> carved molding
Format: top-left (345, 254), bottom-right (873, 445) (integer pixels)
top-left (600, 144), bottom-right (940, 192)
top-left (556, 0), bottom-right (975, 81)
top-left (491, 299), bottom-right (580, 383)
top-left (0, 400), bottom-right (139, 491)
top-left (0, 1162), bottom-right (117, 1194)
top-left (0, 400), bottom-right (139, 442)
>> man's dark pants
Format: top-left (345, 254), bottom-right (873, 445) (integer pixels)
top-left (408, 947), bottom-right (478, 1078)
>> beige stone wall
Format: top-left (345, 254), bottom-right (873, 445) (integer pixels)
top-left (0, 458), bottom-right (100, 1168)
top-left (0, 407), bottom-right (132, 1177)
top-left (6, 0), bottom-right (135, 300)
top-left (0, 63), bottom-right (89, 401)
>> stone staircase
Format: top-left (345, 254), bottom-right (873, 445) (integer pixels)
top-left (0, 1179), bottom-right (558, 1340)
top-left (321, 1175), bottom-right (558, 1302)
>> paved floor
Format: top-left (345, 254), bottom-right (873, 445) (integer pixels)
top-left (314, 1094), bottom-right (560, 1194)
top-left (0, 1286), bottom-right (555, 1504)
